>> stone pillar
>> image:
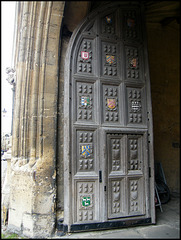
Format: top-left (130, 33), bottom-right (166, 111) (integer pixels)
top-left (8, 2), bottom-right (65, 238)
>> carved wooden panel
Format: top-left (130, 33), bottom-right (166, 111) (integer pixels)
top-left (76, 181), bottom-right (97, 222)
top-left (128, 177), bottom-right (144, 215)
top-left (76, 82), bottom-right (95, 122)
top-left (111, 139), bottom-right (121, 171)
top-left (77, 39), bottom-right (94, 75)
top-left (102, 42), bottom-right (118, 77)
top-left (128, 135), bottom-right (143, 173)
top-left (123, 9), bottom-right (141, 41)
top-left (101, 13), bottom-right (116, 36)
top-left (103, 84), bottom-right (119, 123)
top-left (77, 130), bottom-right (95, 173)
top-left (109, 136), bottom-right (125, 173)
top-left (108, 178), bottom-right (125, 218)
top-left (126, 87), bottom-right (144, 125)
top-left (125, 46), bottom-right (140, 80)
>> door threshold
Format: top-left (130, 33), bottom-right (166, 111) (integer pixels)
top-left (57, 218), bottom-right (151, 233)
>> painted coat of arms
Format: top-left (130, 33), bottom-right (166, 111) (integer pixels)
top-left (81, 96), bottom-right (90, 107)
top-left (105, 16), bottom-right (112, 24)
top-left (127, 18), bottom-right (135, 27)
top-left (80, 195), bottom-right (93, 209)
top-left (106, 55), bottom-right (115, 65)
top-left (81, 145), bottom-right (91, 157)
top-left (82, 196), bottom-right (91, 207)
top-left (81, 51), bottom-right (89, 60)
top-left (129, 58), bottom-right (137, 68)
top-left (107, 98), bottom-right (116, 109)
top-left (131, 100), bottom-right (141, 112)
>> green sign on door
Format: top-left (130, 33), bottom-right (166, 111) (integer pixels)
top-left (82, 197), bottom-right (91, 207)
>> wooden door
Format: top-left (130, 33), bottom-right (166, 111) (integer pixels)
top-left (63, 2), bottom-right (155, 232)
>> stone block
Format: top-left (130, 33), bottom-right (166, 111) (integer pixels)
top-left (44, 76), bottom-right (58, 94)
top-left (52, 2), bottom-right (65, 14)
top-left (42, 139), bottom-right (55, 159)
top-left (22, 213), bottom-right (34, 232)
top-left (9, 171), bottom-right (33, 213)
top-left (48, 24), bottom-right (60, 39)
top-left (8, 208), bottom-right (22, 231)
top-left (33, 214), bottom-right (55, 238)
top-left (46, 36), bottom-right (58, 53)
top-left (33, 193), bottom-right (55, 215)
top-left (45, 64), bottom-right (57, 77)
top-left (46, 50), bottom-right (57, 66)
top-left (44, 92), bottom-right (57, 107)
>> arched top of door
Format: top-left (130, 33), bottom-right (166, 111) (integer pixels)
top-left (64, 1), bottom-right (144, 80)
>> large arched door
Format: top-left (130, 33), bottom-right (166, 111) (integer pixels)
top-left (63, 2), bottom-right (155, 232)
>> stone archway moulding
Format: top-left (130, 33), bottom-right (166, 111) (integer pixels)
top-left (8, 2), bottom-right (65, 238)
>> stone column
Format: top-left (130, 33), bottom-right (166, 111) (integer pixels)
top-left (8, 2), bottom-right (65, 238)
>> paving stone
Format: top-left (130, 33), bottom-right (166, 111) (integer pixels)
top-left (137, 224), bottom-right (180, 239)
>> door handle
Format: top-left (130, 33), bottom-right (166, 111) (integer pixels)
top-left (99, 170), bottom-right (102, 183)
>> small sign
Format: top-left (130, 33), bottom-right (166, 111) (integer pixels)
top-left (81, 51), bottom-right (89, 60)
top-left (131, 100), bottom-right (141, 112)
top-left (82, 145), bottom-right (91, 157)
top-left (81, 96), bottom-right (90, 106)
top-left (82, 196), bottom-right (91, 207)
top-left (106, 16), bottom-right (112, 24)
top-left (127, 18), bottom-right (135, 27)
top-left (130, 58), bottom-right (137, 68)
top-left (106, 55), bottom-right (115, 64)
top-left (107, 98), bottom-right (116, 109)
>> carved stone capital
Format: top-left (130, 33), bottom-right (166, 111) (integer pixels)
top-left (6, 67), bottom-right (16, 87)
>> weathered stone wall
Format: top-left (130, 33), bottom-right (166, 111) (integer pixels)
top-left (146, 20), bottom-right (180, 193)
top-left (8, 2), bottom-right (65, 238)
